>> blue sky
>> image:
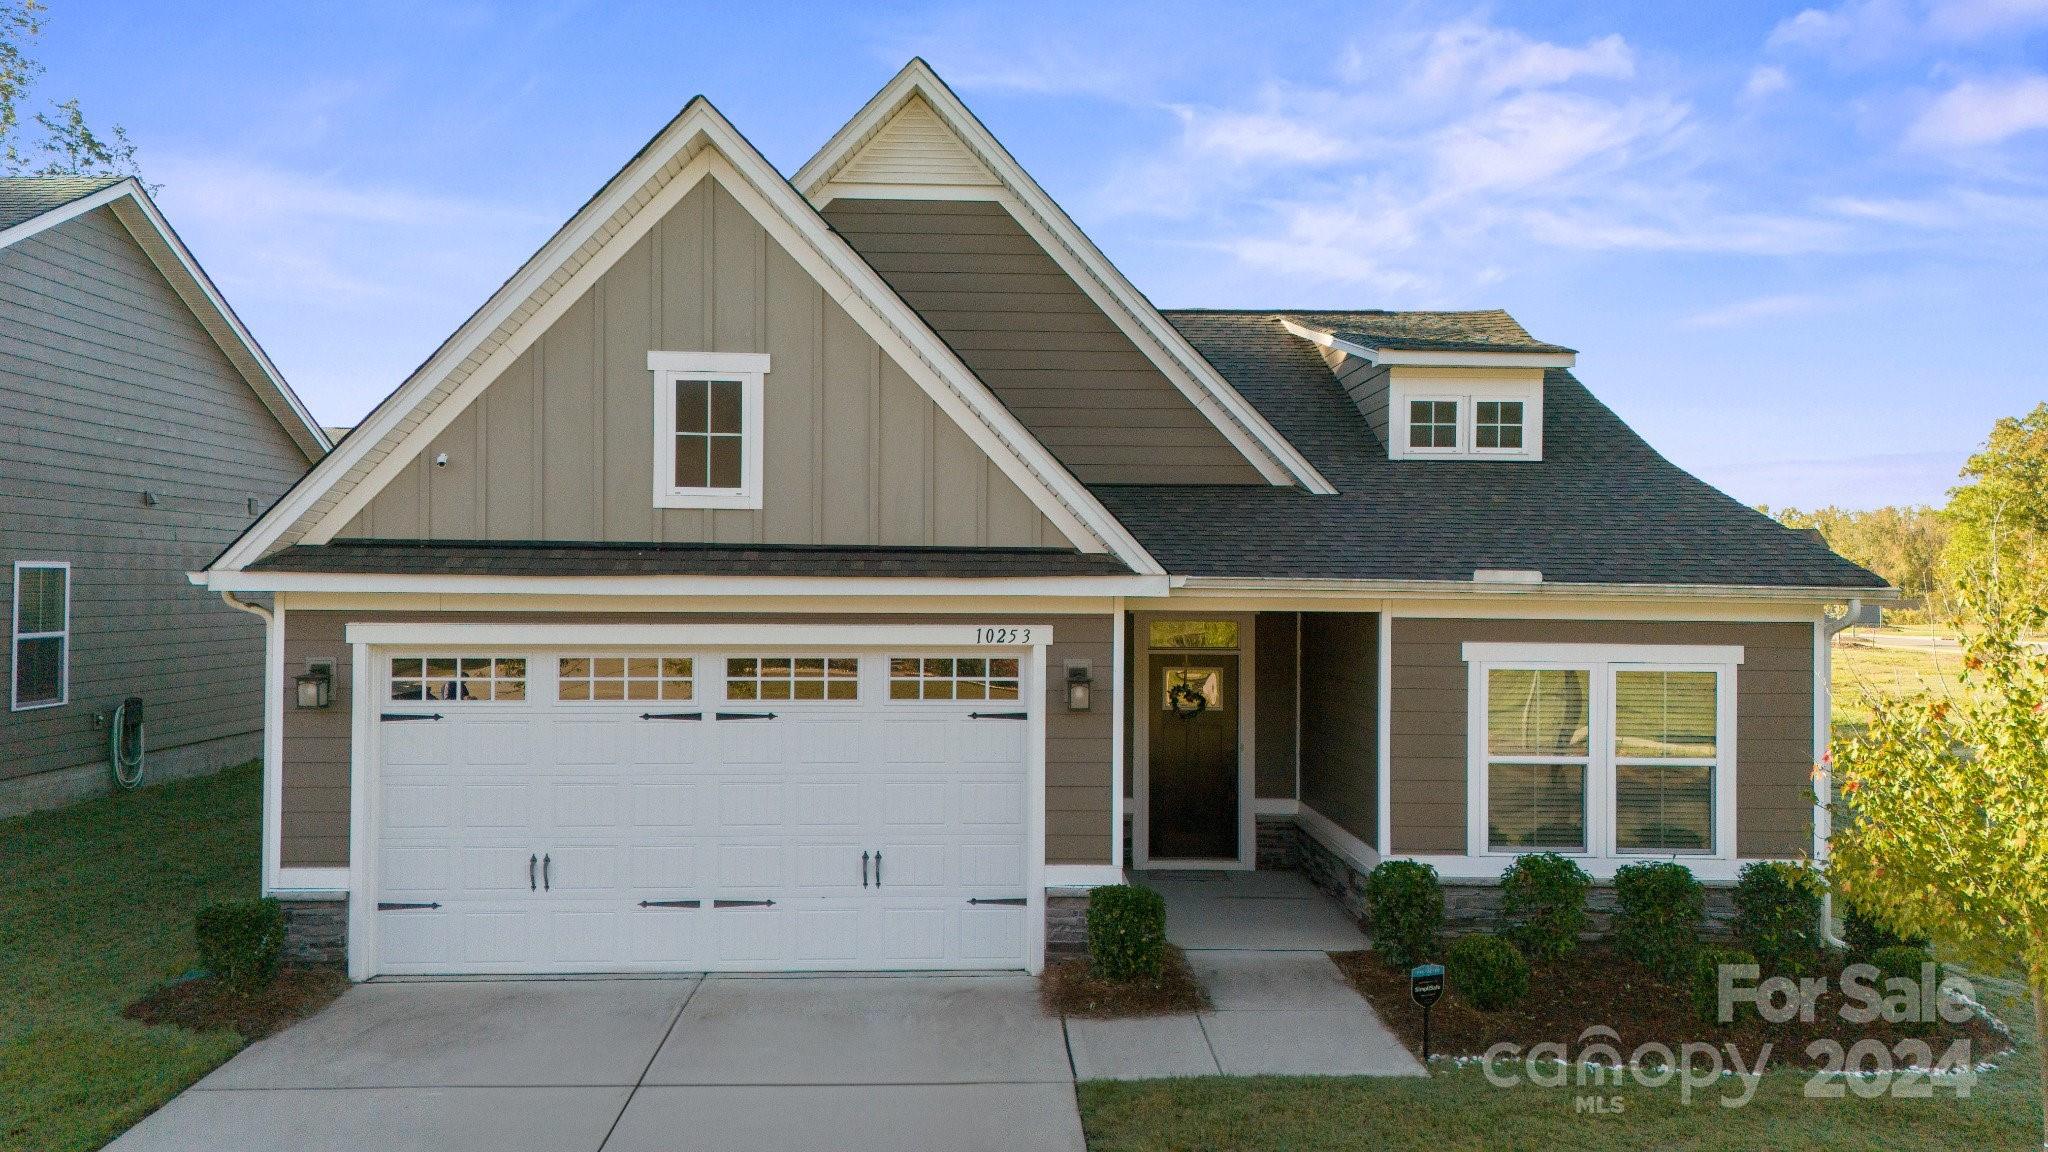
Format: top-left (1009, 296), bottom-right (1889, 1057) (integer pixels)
top-left (34, 1), bottom-right (2048, 510)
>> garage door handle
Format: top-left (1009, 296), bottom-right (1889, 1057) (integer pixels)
top-left (640, 711), bottom-right (703, 721)
top-left (529, 854), bottom-right (537, 891)
top-left (639, 899), bottom-right (701, 909)
top-left (862, 850), bottom-right (869, 888)
top-left (714, 711), bottom-right (778, 720)
top-left (377, 901), bottom-right (441, 911)
top-left (712, 898), bottom-right (776, 908)
top-left (968, 897), bottom-right (1027, 906)
top-left (542, 854), bottom-right (551, 891)
top-left (968, 711), bottom-right (1027, 720)
top-left (380, 712), bottom-right (444, 722)
top-left (873, 851), bottom-right (881, 888)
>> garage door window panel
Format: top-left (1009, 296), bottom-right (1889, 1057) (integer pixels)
top-left (559, 655), bottom-right (694, 701)
top-left (727, 655), bottom-right (859, 701)
top-left (889, 656), bottom-right (1022, 701)
top-left (390, 656), bottom-right (526, 702)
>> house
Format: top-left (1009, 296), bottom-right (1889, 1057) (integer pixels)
top-left (2, 176), bottom-right (329, 817)
top-left (194, 61), bottom-right (1888, 978)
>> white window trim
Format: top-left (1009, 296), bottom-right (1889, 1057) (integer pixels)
top-left (11, 560), bottom-right (71, 711)
top-left (1462, 641), bottom-right (1741, 863)
top-left (1402, 395), bottom-right (1464, 455)
top-left (1388, 370), bottom-right (1544, 461)
top-left (649, 350), bottom-right (769, 509)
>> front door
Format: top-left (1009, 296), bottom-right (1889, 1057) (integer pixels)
top-left (1147, 652), bottom-right (1239, 860)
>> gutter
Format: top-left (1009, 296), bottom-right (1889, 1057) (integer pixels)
top-left (1172, 575), bottom-right (1900, 604)
top-left (1814, 598), bottom-right (1864, 950)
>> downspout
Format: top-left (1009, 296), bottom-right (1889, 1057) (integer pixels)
top-left (1815, 598), bottom-right (1863, 950)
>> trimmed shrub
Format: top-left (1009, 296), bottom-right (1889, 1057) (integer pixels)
top-left (195, 898), bottom-right (285, 991)
top-left (1365, 860), bottom-right (1444, 969)
top-left (1869, 944), bottom-right (1941, 984)
top-left (1843, 902), bottom-right (1929, 959)
top-left (1731, 862), bottom-right (1824, 976)
top-left (1087, 885), bottom-right (1168, 982)
top-left (1612, 861), bottom-right (1705, 980)
top-left (1498, 853), bottom-right (1591, 963)
top-left (1690, 946), bottom-right (1760, 1025)
top-left (1447, 933), bottom-right (1529, 1011)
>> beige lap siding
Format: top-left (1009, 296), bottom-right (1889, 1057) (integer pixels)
top-left (1298, 613), bottom-right (1379, 847)
top-left (279, 609), bottom-right (1113, 870)
top-left (1388, 618), bottom-right (1818, 858)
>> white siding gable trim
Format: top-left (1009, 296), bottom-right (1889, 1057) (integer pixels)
top-left (209, 100), bottom-right (1161, 577)
top-left (795, 60), bottom-right (1335, 496)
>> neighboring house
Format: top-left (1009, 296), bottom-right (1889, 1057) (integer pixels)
top-left (195, 62), bottom-right (1889, 978)
top-left (1, 176), bottom-right (329, 817)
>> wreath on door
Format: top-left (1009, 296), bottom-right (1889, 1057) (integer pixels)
top-left (1167, 680), bottom-right (1209, 719)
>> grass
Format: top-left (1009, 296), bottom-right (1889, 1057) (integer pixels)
top-left (1832, 634), bottom-right (1964, 740)
top-left (0, 762), bottom-right (266, 1152)
top-left (1078, 980), bottom-right (2041, 1151)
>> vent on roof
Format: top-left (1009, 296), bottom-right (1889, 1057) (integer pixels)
top-left (1473, 569), bottom-right (1542, 584)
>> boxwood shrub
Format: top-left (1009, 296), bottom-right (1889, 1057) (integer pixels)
top-left (1498, 853), bottom-right (1590, 963)
top-left (1843, 901), bottom-right (1929, 959)
top-left (1365, 860), bottom-right (1443, 969)
top-left (195, 897), bottom-right (285, 991)
top-left (1690, 946), bottom-right (1760, 1024)
top-left (1087, 884), bottom-right (1168, 982)
top-left (1611, 861), bottom-right (1704, 980)
top-left (1447, 933), bottom-right (1529, 1011)
top-left (1732, 862), bottom-right (1825, 976)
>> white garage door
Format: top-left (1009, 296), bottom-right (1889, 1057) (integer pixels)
top-left (368, 647), bottom-right (1033, 975)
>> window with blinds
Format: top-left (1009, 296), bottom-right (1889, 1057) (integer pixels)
top-left (1484, 668), bottom-right (1590, 851)
top-left (1613, 670), bottom-right (1717, 852)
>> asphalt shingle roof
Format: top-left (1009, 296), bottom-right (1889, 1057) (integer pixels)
top-left (1280, 308), bottom-right (1576, 355)
top-left (0, 175), bottom-right (123, 232)
top-left (249, 540), bottom-right (1133, 579)
top-left (1087, 311), bottom-right (1887, 590)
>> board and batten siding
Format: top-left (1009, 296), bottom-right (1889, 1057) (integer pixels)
top-left (0, 206), bottom-right (313, 784)
top-left (1388, 618), bottom-right (1817, 858)
top-left (1299, 612), bottom-right (1380, 848)
top-left (821, 199), bottom-right (1266, 486)
top-left (280, 609), bottom-right (1114, 869)
top-left (343, 178), bottom-right (1067, 549)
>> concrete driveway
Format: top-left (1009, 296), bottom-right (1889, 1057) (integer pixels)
top-left (108, 974), bottom-right (1085, 1152)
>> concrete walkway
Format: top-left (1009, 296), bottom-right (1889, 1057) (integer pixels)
top-left (1062, 870), bottom-right (1425, 1080)
top-left (109, 974), bottom-right (1084, 1152)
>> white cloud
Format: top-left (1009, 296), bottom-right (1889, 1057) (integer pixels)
top-left (1681, 294), bottom-right (1826, 328)
top-left (1743, 65), bottom-right (1792, 101)
top-left (1431, 92), bottom-right (1686, 193)
top-left (1173, 108), bottom-right (1351, 165)
top-left (1906, 74), bottom-right (2048, 147)
top-left (1925, 0), bottom-right (2048, 38)
top-left (1400, 21), bottom-right (1634, 102)
top-left (1766, 0), bottom-right (1918, 61)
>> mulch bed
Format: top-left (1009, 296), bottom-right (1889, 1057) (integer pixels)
top-left (1332, 947), bottom-right (2009, 1069)
top-left (124, 966), bottom-right (349, 1042)
top-left (1042, 946), bottom-right (1211, 1018)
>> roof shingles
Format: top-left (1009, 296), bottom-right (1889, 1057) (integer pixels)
top-left (0, 175), bottom-right (123, 232)
top-left (1084, 311), bottom-right (1886, 591)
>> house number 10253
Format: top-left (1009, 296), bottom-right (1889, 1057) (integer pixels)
top-left (974, 627), bottom-right (1031, 645)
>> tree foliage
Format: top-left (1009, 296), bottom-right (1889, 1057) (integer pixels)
top-left (1941, 402), bottom-right (2048, 624)
top-left (1771, 503), bottom-right (1948, 608)
top-left (1828, 580), bottom-right (2048, 1143)
top-left (0, 1), bottom-right (141, 178)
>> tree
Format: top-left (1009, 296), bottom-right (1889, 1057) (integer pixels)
top-left (1774, 504), bottom-right (1949, 610)
top-left (0, 1), bottom-right (141, 179)
top-left (1942, 404), bottom-right (2048, 625)
top-left (1827, 580), bottom-right (2048, 1147)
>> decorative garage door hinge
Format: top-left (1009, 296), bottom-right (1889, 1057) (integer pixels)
top-left (380, 712), bottom-right (444, 722)
top-left (968, 711), bottom-right (1027, 720)
top-left (637, 899), bottom-right (702, 909)
top-left (711, 898), bottom-right (776, 908)
top-left (639, 712), bottom-right (703, 721)
top-left (713, 711), bottom-right (778, 720)
top-left (967, 897), bottom-right (1027, 906)
top-left (376, 901), bottom-right (442, 911)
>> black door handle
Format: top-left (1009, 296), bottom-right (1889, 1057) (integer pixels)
top-left (874, 851), bottom-right (881, 888)
top-left (862, 850), bottom-right (870, 888)
top-left (714, 711), bottom-right (778, 720)
top-left (542, 853), bottom-right (551, 891)
top-left (529, 854), bottom-right (537, 891)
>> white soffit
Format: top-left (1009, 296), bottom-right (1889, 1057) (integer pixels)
top-left (1280, 318), bottom-right (1578, 369)
top-left (796, 60), bottom-right (1335, 496)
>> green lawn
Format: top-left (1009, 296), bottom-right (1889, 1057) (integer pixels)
top-left (0, 762), bottom-right (263, 1152)
top-left (1080, 980), bottom-right (2040, 1150)
top-left (1832, 635), bottom-right (1964, 740)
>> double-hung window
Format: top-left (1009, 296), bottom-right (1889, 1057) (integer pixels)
top-left (649, 351), bottom-right (769, 509)
top-left (1466, 643), bottom-right (1739, 860)
top-left (11, 562), bottom-right (70, 710)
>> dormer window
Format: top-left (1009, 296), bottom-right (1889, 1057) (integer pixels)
top-left (1387, 370), bottom-right (1543, 461)
top-left (649, 351), bottom-right (769, 509)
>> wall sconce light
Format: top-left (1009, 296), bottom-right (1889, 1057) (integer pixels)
top-left (1065, 662), bottom-right (1093, 712)
top-left (295, 662), bottom-right (334, 709)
